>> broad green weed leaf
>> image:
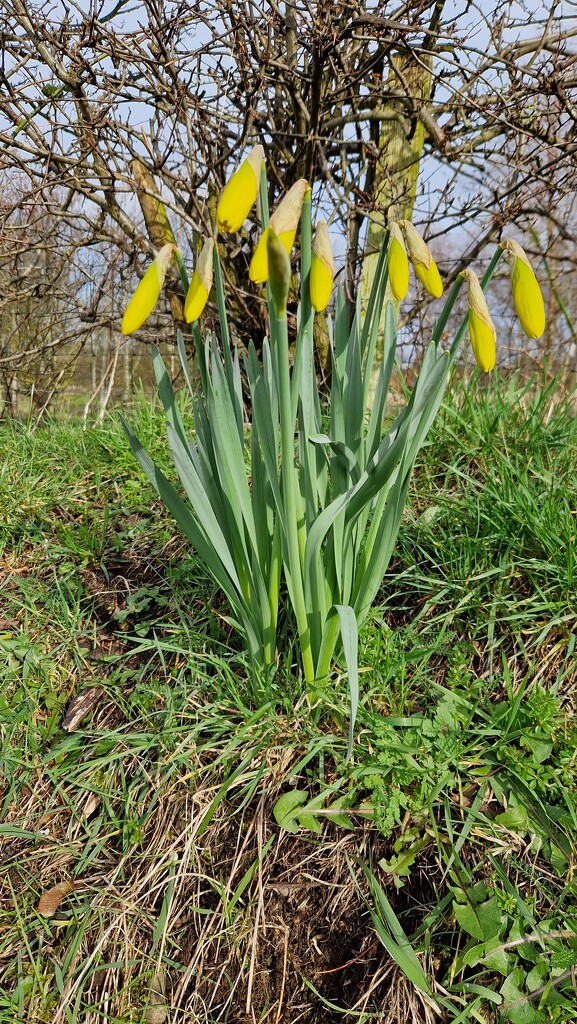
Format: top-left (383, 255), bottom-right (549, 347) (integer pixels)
top-left (501, 968), bottom-right (548, 1024)
top-left (461, 937), bottom-right (510, 975)
top-left (461, 942), bottom-right (488, 969)
top-left (476, 896), bottom-right (506, 941)
top-left (524, 962), bottom-right (548, 992)
top-left (327, 798), bottom-right (355, 830)
top-left (520, 734), bottom-right (553, 764)
top-left (453, 900), bottom-right (485, 941)
top-left (296, 795), bottom-right (324, 834)
top-left (379, 835), bottom-right (429, 889)
top-left (496, 804), bottom-right (530, 832)
top-left (273, 790), bottom-right (308, 833)
top-left (482, 939), bottom-right (512, 976)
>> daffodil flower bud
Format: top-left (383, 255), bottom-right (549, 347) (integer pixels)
top-left (267, 229), bottom-right (291, 316)
top-left (310, 221), bottom-right (334, 312)
top-left (460, 269), bottom-right (496, 372)
top-left (216, 145), bottom-right (264, 233)
top-left (388, 223), bottom-right (409, 301)
top-left (121, 243), bottom-right (175, 335)
top-left (400, 220), bottom-right (443, 298)
top-left (250, 179), bottom-right (308, 284)
top-left (184, 238), bottom-right (214, 323)
top-left (500, 239), bottom-right (545, 340)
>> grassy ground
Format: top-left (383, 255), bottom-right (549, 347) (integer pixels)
top-left (1, 371), bottom-right (577, 1024)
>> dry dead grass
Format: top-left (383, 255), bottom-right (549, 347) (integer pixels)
top-left (0, 690), bottom-right (443, 1024)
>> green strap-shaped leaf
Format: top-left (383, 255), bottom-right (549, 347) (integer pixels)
top-left (358, 230), bottom-right (390, 372)
top-left (365, 301), bottom-right (398, 464)
top-left (213, 245), bottom-right (244, 442)
top-left (342, 313), bottom-right (363, 459)
top-left (356, 861), bottom-right (435, 1000)
top-left (163, 422), bottom-right (244, 593)
top-left (176, 329), bottom-right (196, 405)
top-left (151, 343), bottom-right (190, 456)
top-left (121, 418), bottom-right (246, 613)
top-left (205, 338), bottom-right (258, 560)
top-left (308, 435), bottom-right (361, 486)
top-left (246, 343), bottom-right (284, 533)
top-left (334, 604), bottom-right (359, 760)
top-left (352, 469), bottom-right (411, 624)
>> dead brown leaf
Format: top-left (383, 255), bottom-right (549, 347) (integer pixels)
top-left (62, 687), bottom-right (104, 731)
top-left (37, 881), bottom-right (77, 917)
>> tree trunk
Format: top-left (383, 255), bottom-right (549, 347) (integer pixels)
top-left (360, 53), bottom-right (433, 388)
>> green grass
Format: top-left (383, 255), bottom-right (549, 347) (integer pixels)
top-left (1, 373), bottom-right (577, 1023)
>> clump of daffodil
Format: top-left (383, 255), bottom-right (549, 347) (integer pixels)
top-left (387, 222), bottom-right (409, 301)
top-left (400, 220), bottom-right (443, 298)
top-left (121, 243), bottom-right (175, 335)
top-left (184, 238), bottom-right (214, 323)
top-left (216, 144), bottom-right (265, 233)
top-left (250, 179), bottom-right (309, 284)
top-left (310, 221), bottom-right (334, 312)
top-left (460, 268), bottom-right (496, 372)
top-left (500, 238), bottom-right (545, 339)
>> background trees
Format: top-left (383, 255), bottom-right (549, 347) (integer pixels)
top-left (1, 0), bottom-right (576, 413)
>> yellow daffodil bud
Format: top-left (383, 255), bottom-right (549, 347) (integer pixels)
top-left (460, 269), bottom-right (496, 372)
top-left (310, 221), bottom-right (334, 312)
top-left (249, 179), bottom-right (308, 284)
top-left (267, 229), bottom-right (291, 316)
top-left (400, 220), bottom-right (443, 298)
top-left (500, 239), bottom-right (545, 339)
top-left (121, 243), bottom-right (175, 335)
top-left (216, 144), bottom-right (264, 233)
top-left (184, 238), bottom-right (214, 323)
top-left (388, 223), bottom-right (409, 301)
top-left (249, 226), bottom-right (273, 284)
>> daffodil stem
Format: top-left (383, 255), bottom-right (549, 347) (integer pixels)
top-left (432, 276), bottom-right (464, 348)
top-left (258, 162), bottom-right (270, 227)
top-left (299, 190), bottom-right (312, 326)
top-left (275, 306), bottom-right (315, 687)
top-left (314, 609), bottom-right (341, 688)
top-left (480, 248), bottom-right (505, 290)
top-left (175, 249), bottom-right (190, 292)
